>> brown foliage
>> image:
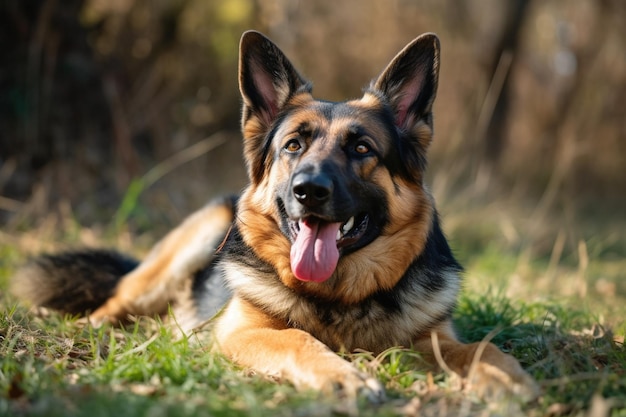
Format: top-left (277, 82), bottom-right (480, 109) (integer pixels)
top-left (1, 0), bottom-right (624, 228)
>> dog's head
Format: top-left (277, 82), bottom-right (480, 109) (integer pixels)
top-left (236, 31), bottom-right (440, 300)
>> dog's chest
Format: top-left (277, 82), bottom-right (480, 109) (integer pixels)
top-left (220, 253), bottom-right (461, 354)
top-left (286, 296), bottom-right (425, 354)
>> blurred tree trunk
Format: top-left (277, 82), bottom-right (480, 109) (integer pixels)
top-left (534, 0), bottom-right (618, 212)
top-left (481, 0), bottom-right (530, 168)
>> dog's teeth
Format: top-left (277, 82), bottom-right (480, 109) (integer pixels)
top-left (342, 217), bottom-right (355, 234)
top-left (336, 217), bottom-right (355, 241)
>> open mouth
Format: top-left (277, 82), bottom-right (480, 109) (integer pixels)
top-left (289, 213), bottom-right (369, 249)
top-left (335, 213), bottom-right (370, 248)
top-left (287, 213), bottom-right (369, 283)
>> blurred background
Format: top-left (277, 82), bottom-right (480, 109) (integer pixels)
top-left (1, 0), bottom-right (624, 307)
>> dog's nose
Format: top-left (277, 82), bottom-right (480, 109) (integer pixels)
top-left (292, 171), bottom-right (333, 208)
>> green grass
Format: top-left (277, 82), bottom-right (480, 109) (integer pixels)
top-left (2, 284), bottom-right (625, 416)
top-left (1, 211), bottom-right (625, 416)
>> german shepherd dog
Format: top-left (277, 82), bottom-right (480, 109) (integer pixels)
top-left (13, 31), bottom-right (536, 401)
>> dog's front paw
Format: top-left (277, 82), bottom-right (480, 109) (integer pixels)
top-left (331, 368), bottom-right (386, 404)
top-left (297, 358), bottom-right (385, 404)
top-left (466, 359), bottom-right (539, 401)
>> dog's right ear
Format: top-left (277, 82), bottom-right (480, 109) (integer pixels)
top-left (238, 31), bottom-right (311, 184)
top-left (239, 31), bottom-right (310, 129)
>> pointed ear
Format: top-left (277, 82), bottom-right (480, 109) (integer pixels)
top-left (371, 33), bottom-right (440, 132)
top-left (239, 31), bottom-right (310, 128)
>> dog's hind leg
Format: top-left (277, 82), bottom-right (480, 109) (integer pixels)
top-left (90, 197), bottom-right (235, 324)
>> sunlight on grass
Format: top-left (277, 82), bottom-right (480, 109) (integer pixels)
top-left (2, 280), bottom-right (625, 416)
top-left (1, 192), bottom-right (625, 416)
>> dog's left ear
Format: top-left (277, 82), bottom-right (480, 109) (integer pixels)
top-left (239, 31), bottom-right (310, 128)
top-left (372, 33), bottom-right (440, 132)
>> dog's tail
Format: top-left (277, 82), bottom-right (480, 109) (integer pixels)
top-left (11, 249), bottom-right (139, 316)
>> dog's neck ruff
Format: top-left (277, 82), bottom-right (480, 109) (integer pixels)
top-left (218, 219), bottom-right (463, 353)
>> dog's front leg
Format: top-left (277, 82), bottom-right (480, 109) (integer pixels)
top-left (412, 320), bottom-right (539, 400)
top-left (213, 296), bottom-right (384, 401)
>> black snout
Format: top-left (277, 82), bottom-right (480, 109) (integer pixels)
top-left (291, 171), bottom-right (333, 208)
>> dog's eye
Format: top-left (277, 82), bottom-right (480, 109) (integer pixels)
top-left (284, 139), bottom-right (302, 153)
top-left (354, 142), bottom-right (371, 155)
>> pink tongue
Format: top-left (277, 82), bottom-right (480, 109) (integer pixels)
top-left (290, 219), bottom-right (341, 282)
